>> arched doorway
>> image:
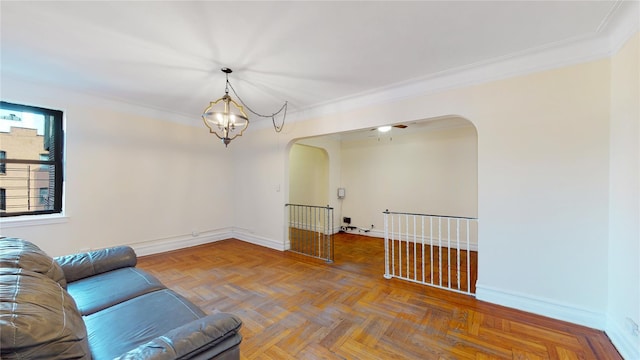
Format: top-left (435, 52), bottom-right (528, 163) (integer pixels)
top-left (286, 143), bottom-right (333, 261)
top-left (288, 143), bottom-right (329, 207)
top-left (286, 116), bottom-right (478, 293)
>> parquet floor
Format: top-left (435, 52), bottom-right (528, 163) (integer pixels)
top-left (137, 233), bottom-right (622, 359)
top-left (386, 241), bottom-right (477, 294)
top-left (289, 228), bottom-right (334, 261)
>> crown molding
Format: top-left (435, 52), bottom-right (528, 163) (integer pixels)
top-left (606, 0), bottom-right (640, 54)
top-left (0, 73), bottom-right (198, 128)
top-left (5, 2), bottom-right (637, 131)
top-left (282, 0), bottom-right (640, 126)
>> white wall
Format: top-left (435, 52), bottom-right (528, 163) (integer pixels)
top-left (339, 123), bottom-right (477, 234)
top-left (233, 56), bottom-right (613, 331)
top-left (607, 32), bottom-right (640, 359)
top-left (230, 128), bottom-right (289, 250)
top-left (0, 78), bottom-right (235, 256)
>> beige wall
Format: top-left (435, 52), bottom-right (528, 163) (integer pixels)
top-left (0, 81), bottom-right (234, 256)
top-left (232, 55), bottom-right (613, 330)
top-left (289, 123), bottom-right (477, 241)
top-left (607, 32), bottom-right (639, 357)
top-left (1, 29), bottom-right (637, 359)
top-left (288, 143), bottom-right (329, 207)
top-left (339, 123), bottom-right (477, 232)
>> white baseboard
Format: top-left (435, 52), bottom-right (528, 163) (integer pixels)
top-left (475, 284), bottom-right (606, 330)
top-left (130, 228), bottom-right (286, 255)
top-left (131, 228), bottom-right (233, 256)
top-left (129, 227), bottom-right (638, 358)
top-left (341, 228), bottom-right (479, 251)
top-left (231, 228), bottom-right (286, 251)
top-left (606, 316), bottom-right (640, 360)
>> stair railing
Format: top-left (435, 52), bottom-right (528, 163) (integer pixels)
top-left (383, 210), bottom-right (478, 295)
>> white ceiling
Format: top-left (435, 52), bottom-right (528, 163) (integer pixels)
top-left (0, 1), bottom-right (635, 127)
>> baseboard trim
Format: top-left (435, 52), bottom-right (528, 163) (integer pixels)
top-left (606, 316), bottom-right (640, 360)
top-left (341, 228), bottom-right (479, 251)
top-left (130, 228), bottom-right (637, 357)
top-left (475, 284), bottom-right (605, 330)
top-left (232, 229), bottom-right (286, 251)
top-left (131, 228), bottom-right (233, 256)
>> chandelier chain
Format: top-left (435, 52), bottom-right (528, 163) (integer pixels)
top-left (227, 81), bottom-right (287, 133)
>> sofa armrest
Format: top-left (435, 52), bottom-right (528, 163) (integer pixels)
top-left (115, 313), bottom-right (242, 360)
top-left (55, 246), bottom-right (137, 283)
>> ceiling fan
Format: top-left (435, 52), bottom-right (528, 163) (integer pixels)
top-left (367, 124), bottom-right (407, 141)
top-left (372, 124), bottom-right (407, 133)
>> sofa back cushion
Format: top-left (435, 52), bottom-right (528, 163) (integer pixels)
top-left (0, 268), bottom-right (91, 359)
top-left (55, 246), bottom-right (137, 283)
top-left (0, 237), bottom-right (67, 288)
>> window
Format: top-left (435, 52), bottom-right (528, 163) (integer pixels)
top-left (39, 154), bottom-right (48, 169)
top-left (0, 101), bottom-right (63, 217)
top-left (39, 187), bottom-right (49, 205)
top-left (0, 188), bottom-right (5, 211)
top-left (0, 151), bottom-right (5, 174)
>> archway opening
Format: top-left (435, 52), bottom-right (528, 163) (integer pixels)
top-left (286, 116), bottom-right (478, 293)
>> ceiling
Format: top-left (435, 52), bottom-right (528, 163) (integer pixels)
top-left (0, 1), bottom-right (633, 127)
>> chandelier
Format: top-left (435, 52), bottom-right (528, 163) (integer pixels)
top-left (202, 67), bottom-right (287, 147)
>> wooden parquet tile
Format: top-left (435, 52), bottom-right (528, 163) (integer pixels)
top-left (137, 234), bottom-right (622, 360)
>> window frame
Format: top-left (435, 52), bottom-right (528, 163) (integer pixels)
top-left (0, 101), bottom-right (64, 217)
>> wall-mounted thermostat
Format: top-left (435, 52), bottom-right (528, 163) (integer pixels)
top-left (337, 187), bottom-right (346, 199)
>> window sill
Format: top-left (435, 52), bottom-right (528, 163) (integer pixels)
top-left (0, 214), bottom-right (69, 228)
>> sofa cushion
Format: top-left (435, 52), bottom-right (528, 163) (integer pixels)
top-left (84, 289), bottom-right (207, 360)
top-left (0, 237), bottom-right (67, 288)
top-left (115, 313), bottom-right (242, 360)
top-left (67, 267), bottom-right (166, 315)
top-left (56, 246), bottom-right (137, 283)
top-left (0, 268), bottom-right (90, 359)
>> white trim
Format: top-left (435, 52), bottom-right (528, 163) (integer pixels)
top-left (342, 228), bottom-right (479, 251)
top-left (606, 0), bottom-right (640, 55)
top-left (0, 74), bottom-right (197, 130)
top-left (284, 33), bottom-right (612, 125)
top-left (339, 228), bottom-right (385, 238)
top-left (367, 228), bottom-right (385, 239)
top-left (275, 4), bottom-right (640, 127)
top-left (130, 228), bottom-right (233, 256)
top-left (606, 315), bottom-right (640, 360)
top-left (475, 284), bottom-right (606, 330)
top-left (5, 3), bottom-right (635, 133)
top-left (231, 228), bottom-right (285, 251)
top-left (0, 214), bottom-right (69, 228)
